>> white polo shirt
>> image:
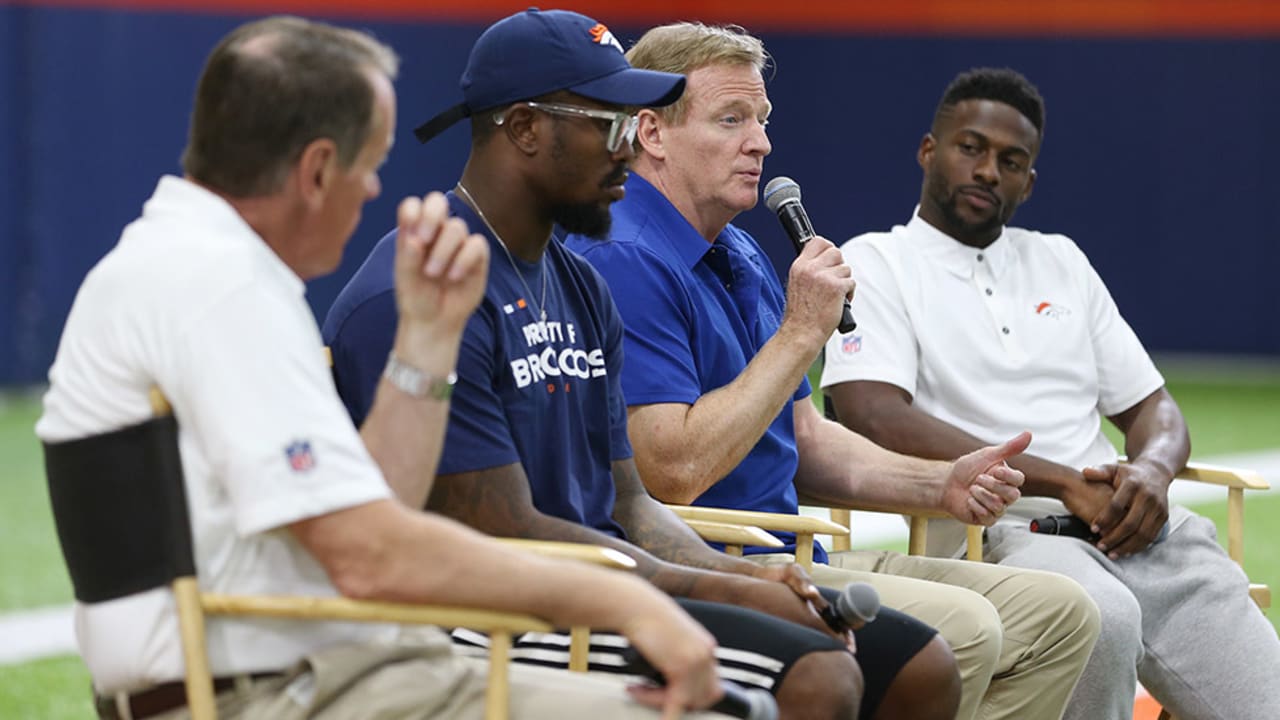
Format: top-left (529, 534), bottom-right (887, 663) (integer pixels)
top-left (36, 176), bottom-right (394, 694)
top-left (819, 211), bottom-right (1163, 556)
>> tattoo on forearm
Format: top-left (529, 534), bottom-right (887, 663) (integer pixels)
top-left (428, 464), bottom-right (665, 577)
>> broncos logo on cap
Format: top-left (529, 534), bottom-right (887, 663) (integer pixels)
top-left (589, 23), bottom-right (624, 53)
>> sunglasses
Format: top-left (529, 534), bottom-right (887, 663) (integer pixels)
top-left (497, 101), bottom-right (640, 153)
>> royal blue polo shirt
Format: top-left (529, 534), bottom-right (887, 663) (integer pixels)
top-left (323, 193), bottom-right (630, 539)
top-left (566, 174), bottom-right (821, 560)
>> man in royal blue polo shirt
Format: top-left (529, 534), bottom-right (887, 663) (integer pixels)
top-left (326, 9), bottom-right (880, 720)
top-left (565, 22), bottom-right (1100, 720)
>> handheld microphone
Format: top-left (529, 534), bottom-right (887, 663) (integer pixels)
top-left (820, 582), bottom-right (880, 634)
top-left (763, 176), bottom-right (856, 333)
top-left (620, 647), bottom-right (778, 720)
top-left (1028, 514), bottom-right (1098, 542)
top-left (1029, 514), bottom-right (1171, 545)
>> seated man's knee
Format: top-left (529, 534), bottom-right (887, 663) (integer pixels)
top-left (1090, 582), bottom-right (1143, 663)
top-left (937, 595), bottom-right (1002, 671)
top-left (872, 635), bottom-right (960, 720)
top-left (778, 649), bottom-right (862, 720)
top-left (1038, 572), bottom-right (1101, 652)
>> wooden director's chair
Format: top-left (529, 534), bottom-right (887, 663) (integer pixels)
top-left (319, 345), bottom-right (632, 672)
top-left (42, 388), bottom-right (629, 720)
top-left (672, 391), bottom-right (1272, 720)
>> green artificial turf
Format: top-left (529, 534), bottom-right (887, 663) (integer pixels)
top-left (0, 655), bottom-right (93, 719)
top-left (0, 394), bottom-right (73, 612)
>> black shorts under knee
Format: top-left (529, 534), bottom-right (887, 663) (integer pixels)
top-left (674, 597), bottom-right (848, 692)
top-left (816, 586), bottom-right (939, 719)
top-left (451, 596), bottom-right (846, 694)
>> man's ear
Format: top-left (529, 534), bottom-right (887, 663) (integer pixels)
top-left (1021, 167), bottom-right (1037, 204)
top-left (500, 105), bottom-right (542, 156)
top-left (634, 108), bottom-right (666, 160)
top-left (917, 133), bottom-right (936, 170)
top-left (295, 137), bottom-right (339, 209)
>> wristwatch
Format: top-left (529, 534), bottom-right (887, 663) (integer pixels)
top-left (383, 353), bottom-right (456, 401)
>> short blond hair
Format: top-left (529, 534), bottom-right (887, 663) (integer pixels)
top-left (625, 22), bottom-right (768, 124)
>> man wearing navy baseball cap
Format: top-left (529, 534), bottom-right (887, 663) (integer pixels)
top-left (327, 8), bottom-right (866, 719)
top-left (414, 8), bottom-right (686, 144)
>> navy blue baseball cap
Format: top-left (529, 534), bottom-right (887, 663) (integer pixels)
top-left (414, 8), bottom-right (686, 144)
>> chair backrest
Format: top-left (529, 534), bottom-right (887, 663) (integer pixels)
top-left (43, 410), bottom-right (197, 603)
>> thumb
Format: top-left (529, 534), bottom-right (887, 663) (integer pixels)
top-left (985, 431), bottom-right (1032, 464)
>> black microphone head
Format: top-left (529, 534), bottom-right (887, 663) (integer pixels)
top-left (763, 176), bottom-right (801, 213)
top-left (834, 582), bottom-right (880, 625)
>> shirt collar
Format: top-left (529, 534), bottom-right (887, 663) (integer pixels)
top-left (904, 206), bottom-right (1014, 281)
top-left (146, 175), bottom-right (305, 296)
top-left (624, 173), bottom-right (739, 270)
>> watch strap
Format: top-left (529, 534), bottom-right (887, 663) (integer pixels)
top-left (383, 353), bottom-right (456, 401)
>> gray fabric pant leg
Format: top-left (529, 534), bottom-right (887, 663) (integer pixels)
top-left (985, 504), bottom-right (1280, 720)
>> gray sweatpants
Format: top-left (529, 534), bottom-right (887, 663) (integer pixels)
top-left (985, 504), bottom-right (1280, 720)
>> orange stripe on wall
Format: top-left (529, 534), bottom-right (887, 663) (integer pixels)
top-left (12, 0), bottom-right (1280, 36)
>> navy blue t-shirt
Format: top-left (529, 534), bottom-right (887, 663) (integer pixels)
top-left (323, 193), bottom-right (630, 539)
top-left (565, 174), bottom-right (822, 560)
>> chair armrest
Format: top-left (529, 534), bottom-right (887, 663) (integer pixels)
top-left (795, 492), bottom-right (949, 519)
top-left (664, 505), bottom-right (850, 536)
top-left (1116, 456), bottom-right (1270, 490)
top-left (494, 539), bottom-right (637, 571)
top-left (665, 505), bottom-right (848, 570)
top-left (1176, 461), bottom-right (1270, 490)
top-left (798, 496), bottom-right (986, 560)
top-left (201, 593), bottom-right (553, 633)
top-left (682, 519), bottom-right (784, 549)
top-left (491, 539), bottom-right (631, 673)
top-left (197, 589), bottom-right (553, 713)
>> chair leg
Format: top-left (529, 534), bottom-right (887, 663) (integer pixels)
top-left (486, 631), bottom-right (511, 720)
top-left (796, 533), bottom-right (814, 570)
top-left (908, 516), bottom-right (929, 556)
top-left (568, 626), bottom-right (590, 672)
top-left (1227, 487), bottom-right (1244, 564)
top-left (830, 509), bottom-right (852, 552)
top-left (175, 578), bottom-right (218, 720)
top-left (966, 525), bottom-right (984, 561)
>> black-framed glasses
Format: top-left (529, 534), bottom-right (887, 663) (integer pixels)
top-left (497, 101), bottom-right (640, 153)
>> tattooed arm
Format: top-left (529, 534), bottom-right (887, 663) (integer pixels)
top-left (610, 458), bottom-right (837, 633)
top-left (426, 462), bottom-right (666, 571)
top-left (610, 457), bottom-right (764, 576)
top-left (426, 460), bottom-right (837, 637)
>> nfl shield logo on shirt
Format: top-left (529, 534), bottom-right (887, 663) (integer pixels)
top-left (841, 334), bottom-right (862, 354)
top-left (285, 440), bottom-right (316, 473)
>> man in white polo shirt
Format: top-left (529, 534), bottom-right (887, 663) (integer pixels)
top-left (36, 15), bottom-right (725, 720)
top-left (821, 66), bottom-right (1280, 719)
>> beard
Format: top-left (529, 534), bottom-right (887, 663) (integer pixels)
top-left (547, 125), bottom-right (624, 240)
top-left (924, 171), bottom-right (1014, 242)
top-left (552, 200), bottom-right (613, 239)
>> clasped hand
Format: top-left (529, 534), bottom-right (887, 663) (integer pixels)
top-left (1075, 461), bottom-right (1171, 559)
